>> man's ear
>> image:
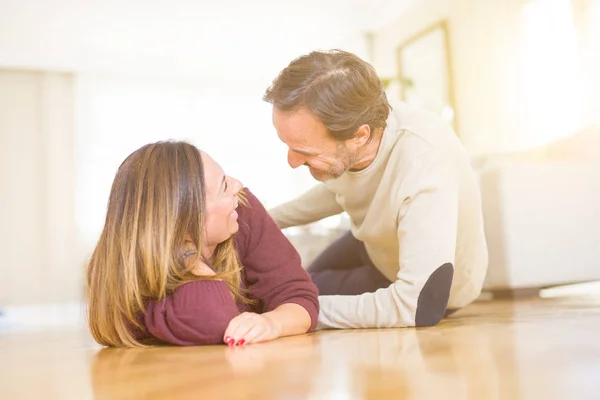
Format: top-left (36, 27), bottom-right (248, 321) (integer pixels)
top-left (352, 124), bottom-right (371, 147)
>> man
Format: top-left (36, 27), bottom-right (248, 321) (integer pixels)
top-left (263, 49), bottom-right (488, 330)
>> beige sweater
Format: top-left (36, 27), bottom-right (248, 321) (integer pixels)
top-left (269, 102), bottom-right (488, 329)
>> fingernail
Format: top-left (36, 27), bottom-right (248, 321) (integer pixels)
top-left (237, 339), bottom-right (245, 346)
top-left (225, 336), bottom-right (234, 345)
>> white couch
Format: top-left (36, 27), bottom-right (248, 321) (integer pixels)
top-left (479, 160), bottom-right (600, 291)
top-left (477, 126), bottom-right (600, 292)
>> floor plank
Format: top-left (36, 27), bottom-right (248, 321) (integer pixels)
top-left (1, 294), bottom-right (600, 399)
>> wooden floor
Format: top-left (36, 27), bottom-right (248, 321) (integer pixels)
top-left (2, 292), bottom-right (600, 400)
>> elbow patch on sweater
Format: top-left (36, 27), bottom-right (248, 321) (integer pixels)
top-left (415, 263), bottom-right (454, 326)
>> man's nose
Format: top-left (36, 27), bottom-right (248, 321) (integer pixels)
top-left (287, 150), bottom-right (305, 169)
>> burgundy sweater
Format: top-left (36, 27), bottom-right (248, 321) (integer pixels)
top-left (138, 189), bottom-right (319, 346)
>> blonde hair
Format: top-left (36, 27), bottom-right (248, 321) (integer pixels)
top-left (86, 141), bottom-right (247, 347)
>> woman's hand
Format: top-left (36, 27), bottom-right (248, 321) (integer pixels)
top-left (223, 312), bottom-right (282, 346)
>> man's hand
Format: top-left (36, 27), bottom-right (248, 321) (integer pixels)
top-left (223, 312), bottom-right (282, 346)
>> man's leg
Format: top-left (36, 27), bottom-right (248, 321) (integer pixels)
top-left (307, 231), bottom-right (392, 296)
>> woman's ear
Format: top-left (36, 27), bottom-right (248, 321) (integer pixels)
top-left (184, 234), bottom-right (192, 242)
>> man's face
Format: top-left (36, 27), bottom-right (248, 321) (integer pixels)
top-left (272, 107), bottom-right (356, 182)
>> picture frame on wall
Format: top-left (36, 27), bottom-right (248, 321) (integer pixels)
top-left (396, 20), bottom-right (458, 133)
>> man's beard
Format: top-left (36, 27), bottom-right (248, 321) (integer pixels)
top-left (307, 146), bottom-right (357, 182)
top-left (308, 166), bottom-right (343, 181)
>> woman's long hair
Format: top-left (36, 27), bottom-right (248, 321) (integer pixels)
top-left (86, 141), bottom-right (246, 347)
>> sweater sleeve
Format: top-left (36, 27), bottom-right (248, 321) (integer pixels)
top-left (317, 151), bottom-right (457, 329)
top-left (268, 184), bottom-right (343, 229)
top-left (237, 189), bottom-right (320, 331)
top-left (144, 280), bottom-right (241, 345)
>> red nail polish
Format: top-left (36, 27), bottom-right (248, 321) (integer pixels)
top-left (237, 339), bottom-right (245, 346)
top-left (225, 336), bottom-right (234, 345)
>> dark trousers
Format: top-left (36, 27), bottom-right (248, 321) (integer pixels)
top-left (307, 231), bottom-right (392, 296)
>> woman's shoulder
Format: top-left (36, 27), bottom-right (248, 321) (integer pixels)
top-left (236, 187), bottom-right (267, 224)
top-left (234, 187), bottom-right (272, 255)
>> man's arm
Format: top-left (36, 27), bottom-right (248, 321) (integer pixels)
top-left (317, 153), bottom-right (458, 329)
top-left (269, 184), bottom-right (343, 229)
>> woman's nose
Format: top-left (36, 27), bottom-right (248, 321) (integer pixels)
top-left (231, 177), bottom-right (243, 193)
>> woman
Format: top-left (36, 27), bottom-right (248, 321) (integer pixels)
top-left (86, 141), bottom-right (319, 347)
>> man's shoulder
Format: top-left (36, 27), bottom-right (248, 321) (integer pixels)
top-left (388, 102), bottom-right (465, 167)
top-left (391, 102), bottom-right (456, 146)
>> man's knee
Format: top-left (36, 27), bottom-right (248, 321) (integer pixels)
top-left (308, 270), bottom-right (339, 296)
top-left (306, 231), bottom-right (363, 274)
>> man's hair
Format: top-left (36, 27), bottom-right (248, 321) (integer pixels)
top-left (263, 49), bottom-right (392, 141)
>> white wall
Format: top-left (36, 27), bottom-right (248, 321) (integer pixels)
top-left (74, 74), bottom-right (324, 247)
top-left (0, 70), bottom-right (84, 306)
top-left (0, 0), bottom-right (376, 84)
top-left (579, 0), bottom-right (600, 127)
top-left (373, 0), bottom-right (595, 156)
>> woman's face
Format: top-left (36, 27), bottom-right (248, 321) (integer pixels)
top-left (201, 151), bottom-right (243, 251)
